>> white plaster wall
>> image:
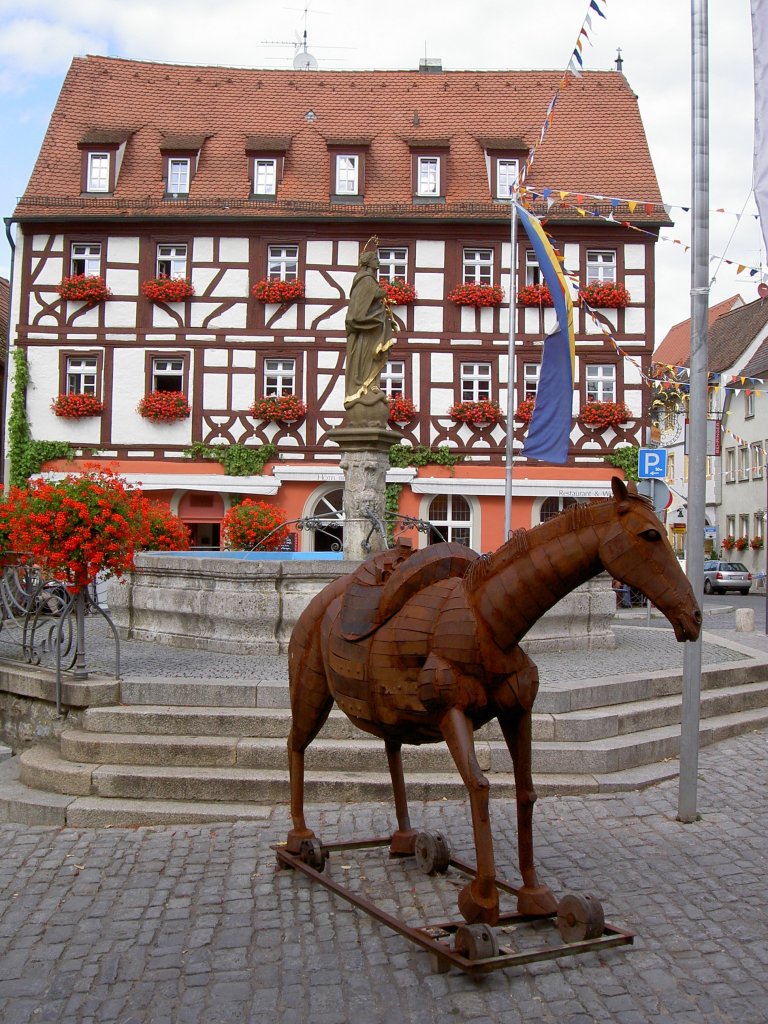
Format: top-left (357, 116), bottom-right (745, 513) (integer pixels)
top-left (214, 270), bottom-right (248, 296)
top-left (625, 360), bottom-right (642, 384)
top-left (624, 308), bottom-right (646, 334)
top-left (204, 304), bottom-right (248, 330)
top-left (107, 237), bottom-right (139, 264)
top-left (413, 272), bottom-right (444, 300)
top-left (430, 353), bottom-right (454, 382)
top-left (33, 256), bottom-right (63, 286)
top-left (219, 238), bottom-right (249, 263)
top-left (586, 309), bottom-right (617, 334)
top-left (232, 375), bottom-right (256, 409)
top-left (103, 302), bottom-right (137, 328)
top-left (413, 306), bottom-right (443, 332)
top-left (106, 269), bottom-right (139, 295)
top-left (203, 375), bottom-right (228, 408)
top-left (192, 268), bottom-right (218, 293)
top-left (624, 244), bottom-right (646, 270)
top-left (152, 305), bottom-right (184, 328)
top-left (306, 240), bottom-right (333, 265)
top-left (337, 240), bottom-right (359, 266)
top-left (416, 240), bottom-right (445, 268)
top-left (306, 269), bottom-right (345, 299)
top-left (232, 350), bottom-right (256, 368)
top-left (308, 305), bottom-right (345, 330)
top-left (626, 274), bottom-right (646, 304)
top-left (564, 244), bottom-right (580, 270)
top-left (204, 350), bottom-right (228, 367)
top-left (33, 234), bottom-right (62, 253)
top-left (625, 392), bottom-right (643, 417)
top-left (193, 238), bottom-right (214, 263)
top-left (68, 304), bottom-right (99, 327)
top-left (460, 307), bottom-right (475, 332)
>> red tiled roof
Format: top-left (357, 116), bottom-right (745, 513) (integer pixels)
top-left (16, 55), bottom-right (666, 225)
top-left (741, 336), bottom-right (768, 379)
top-left (708, 298), bottom-right (768, 373)
top-left (654, 295), bottom-right (742, 365)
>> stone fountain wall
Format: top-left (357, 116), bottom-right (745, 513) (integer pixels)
top-left (107, 553), bottom-right (618, 655)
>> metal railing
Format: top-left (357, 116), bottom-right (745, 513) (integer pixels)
top-left (0, 556), bottom-right (120, 714)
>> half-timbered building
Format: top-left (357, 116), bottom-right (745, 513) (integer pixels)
top-left (5, 55), bottom-right (667, 551)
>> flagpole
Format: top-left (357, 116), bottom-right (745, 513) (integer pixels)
top-left (504, 191), bottom-right (519, 539)
top-left (678, 0), bottom-right (709, 823)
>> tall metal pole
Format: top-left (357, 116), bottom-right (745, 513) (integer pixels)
top-left (504, 197), bottom-right (519, 539)
top-left (678, 0), bottom-right (709, 823)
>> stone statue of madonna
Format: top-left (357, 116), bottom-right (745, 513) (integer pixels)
top-left (343, 250), bottom-right (397, 427)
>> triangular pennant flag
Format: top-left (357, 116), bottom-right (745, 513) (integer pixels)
top-left (590, 0), bottom-right (606, 17)
top-left (628, 201), bottom-right (637, 213)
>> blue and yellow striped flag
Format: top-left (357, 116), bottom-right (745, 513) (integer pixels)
top-left (516, 203), bottom-right (575, 464)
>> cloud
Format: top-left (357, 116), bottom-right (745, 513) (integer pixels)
top-left (0, 18), bottom-right (106, 76)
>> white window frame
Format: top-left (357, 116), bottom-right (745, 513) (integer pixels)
top-left (427, 494), bottom-right (472, 547)
top-left (71, 242), bottom-right (102, 276)
top-left (496, 158), bottom-right (519, 199)
top-left (157, 244), bottom-right (188, 279)
top-left (739, 514), bottom-right (750, 540)
top-left (755, 514), bottom-right (765, 542)
top-left (254, 159), bottom-right (277, 196)
top-left (585, 364), bottom-right (616, 403)
top-left (380, 360), bottom-right (405, 397)
top-left (66, 356), bottom-right (98, 396)
top-left (586, 250), bottom-right (617, 284)
top-left (264, 358), bottom-right (296, 397)
top-left (460, 362), bottom-right (491, 402)
top-left (725, 448), bottom-right (736, 483)
top-left (726, 515), bottom-right (736, 537)
top-left (417, 156), bottom-right (440, 197)
top-left (523, 362), bottom-right (540, 399)
top-left (738, 445), bottom-right (750, 481)
top-left (168, 158), bottom-right (190, 195)
top-left (745, 391), bottom-right (756, 418)
top-left (666, 452), bottom-right (676, 484)
top-left (86, 152), bottom-right (110, 193)
top-left (462, 248), bottom-right (493, 285)
top-left (377, 247), bottom-right (408, 283)
top-left (752, 446), bottom-right (763, 479)
top-left (267, 244), bottom-right (299, 281)
top-left (152, 357), bottom-right (185, 392)
top-left (525, 250), bottom-right (542, 286)
top-left (335, 155), bottom-right (359, 195)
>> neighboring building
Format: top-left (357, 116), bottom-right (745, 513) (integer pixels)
top-left (0, 275), bottom-right (8, 469)
top-left (653, 296), bottom-right (768, 583)
top-left (5, 55), bottom-right (668, 550)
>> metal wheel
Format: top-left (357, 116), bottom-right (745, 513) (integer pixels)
top-left (454, 923), bottom-right (499, 961)
top-left (703, 579), bottom-right (713, 595)
top-left (557, 893), bottom-right (605, 943)
top-left (414, 831), bottom-right (450, 875)
top-left (298, 838), bottom-right (327, 873)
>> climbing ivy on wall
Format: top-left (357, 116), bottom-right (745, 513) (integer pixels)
top-left (7, 348), bottom-right (75, 486)
top-left (603, 445), bottom-right (640, 482)
top-left (388, 444), bottom-right (462, 469)
top-left (184, 442), bottom-right (277, 477)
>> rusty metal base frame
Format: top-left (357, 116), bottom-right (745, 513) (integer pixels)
top-left (274, 837), bottom-right (634, 976)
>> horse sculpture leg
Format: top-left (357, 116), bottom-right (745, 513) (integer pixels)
top-left (385, 741), bottom-right (418, 856)
top-left (440, 706), bottom-right (499, 925)
top-left (498, 709), bottom-right (558, 916)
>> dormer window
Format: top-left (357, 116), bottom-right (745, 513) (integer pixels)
top-left (245, 136), bottom-right (291, 201)
top-left (87, 153), bottom-right (110, 193)
top-left (479, 137), bottom-right (528, 202)
top-left (417, 157), bottom-right (440, 196)
top-left (335, 155), bottom-right (359, 194)
top-left (78, 129), bottom-right (132, 195)
top-left (168, 158), bottom-right (190, 195)
top-left (326, 138), bottom-right (370, 202)
top-left (496, 158), bottom-right (519, 199)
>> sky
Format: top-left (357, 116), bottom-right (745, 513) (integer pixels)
top-left (0, 0), bottom-right (763, 347)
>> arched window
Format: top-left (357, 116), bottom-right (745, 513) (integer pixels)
top-left (428, 494), bottom-right (472, 546)
top-left (307, 487), bottom-right (344, 552)
top-left (539, 496), bottom-right (579, 523)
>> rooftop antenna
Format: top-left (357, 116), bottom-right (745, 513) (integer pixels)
top-left (259, 4), bottom-right (353, 69)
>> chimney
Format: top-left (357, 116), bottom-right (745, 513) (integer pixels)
top-left (418, 57), bottom-right (442, 74)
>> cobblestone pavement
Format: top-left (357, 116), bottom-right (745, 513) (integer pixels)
top-left (1, 726), bottom-right (766, 1024)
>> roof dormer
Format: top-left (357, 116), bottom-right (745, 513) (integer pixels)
top-left (478, 136), bottom-right (529, 201)
top-left (160, 133), bottom-right (209, 198)
top-left (325, 136), bottom-right (372, 203)
top-left (78, 129), bottom-right (133, 195)
top-left (405, 137), bottom-right (450, 203)
top-left (245, 135), bottom-right (292, 200)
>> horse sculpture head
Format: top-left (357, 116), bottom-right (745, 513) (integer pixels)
top-left (596, 477), bottom-right (702, 642)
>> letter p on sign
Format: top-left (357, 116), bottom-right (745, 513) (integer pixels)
top-left (638, 448), bottom-right (667, 479)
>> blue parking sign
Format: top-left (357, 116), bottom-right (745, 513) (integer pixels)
top-left (638, 448), bottom-right (668, 479)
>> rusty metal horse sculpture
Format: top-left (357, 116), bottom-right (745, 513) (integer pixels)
top-left (286, 478), bottom-right (702, 925)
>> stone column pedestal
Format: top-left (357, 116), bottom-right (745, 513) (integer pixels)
top-left (328, 425), bottom-right (401, 561)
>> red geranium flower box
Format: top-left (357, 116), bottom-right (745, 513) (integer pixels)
top-left (51, 393), bottom-right (104, 418)
top-left (137, 390), bottom-right (191, 423)
top-left (382, 279), bottom-right (416, 305)
top-left (250, 394), bottom-right (306, 422)
top-left (56, 275), bottom-right (111, 306)
top-left (517, 283), bottom-right (553, 307)
top-left (448, 283), bottom-right (504, 307)
top-left (142, 276), bottom-right (195, 302)
top-left (252, 279), bottom-right (305, 304)
top-left (449, 399), bottom-right (503, 427)
top-left (578, 282), bottom-right (631, 309)
top-left (580, 400), bottom-right (632, 429)
top-left (515, 398), bottom-right (536, 423)
top-left (387, 395), bottom-right (417, 424)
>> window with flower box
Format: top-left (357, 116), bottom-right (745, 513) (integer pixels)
top-left (463, 249), bottom-right (493, 285)
top-left (586, 250), bottom-right (617, 284)
top-left (525, 251), bottom-right (542, 286)
top-left (754, 515), bottom-right (765, 542)
top-left (264, 358), bottom-right (296, 396)
top-left (380, 360), bottom-right (405, 397)
top-left (585, 364), bottom-right (616, 403)
top-left (267, 245), bottom-right (299, 281)
top-left (523, 363), bottom-right (540, 399)
top-left (378, 247), bottom-right (409, 283)
top-left (157, 244), bottom-right (188, 278)
top-left (65, 355), bottom-right (100, 396)
top-left (151, 357), bottom-right (186, 393)
top-left (71, 242), bottom-right (102, 276)
top-left (461, 362), bottom-right (492, 402)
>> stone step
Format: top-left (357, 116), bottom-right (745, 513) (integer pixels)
top-left (18, 745), bottom-right (681, 815)
top-left (118, 678), bottom-right (287, 709)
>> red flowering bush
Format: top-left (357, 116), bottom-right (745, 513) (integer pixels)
top-left (722, 536), bottom-right (736, 551)
top-left (448, 283), bottom-right (504, 307)
top-left (735, 537), bottom-right (749, 551)
top-left (1, 469), bottom-right (145, 590)
top-left (750, 537), bottom-right (764, 550)
top-left (136, 500), bottom-right (191, 551)
top-left (579, 282), bottom-right (631, 308)
top-left (580, 400), bottom-right (632, 429)
top-left (517, 283), bottom-right (553, 307)
top-left (449, 399), bottom-right (503, 427)
top-left (138, 391), bottom-right (191, 423)
top-left (141, 276), bottom-right (195, 302)
top-left (250, 395), bottom-right (306, 422)
top-left (382, 279), bottom-right (416, 305)
top-left (56, 275), bottom-right (111, 306)
top-left (51, 393), bottom-right (104, 418)
top-left (387, 395), bottom-right (417, 424)
top-left (252, 279), bottom-right (305, 303)
top-left (515, 398), bottom-right (536, 423)
top-left (221, 500), bottom-right (289, 551)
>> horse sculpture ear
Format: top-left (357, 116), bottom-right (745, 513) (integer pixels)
top-left (611, 476), bottom-right (628, 502)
